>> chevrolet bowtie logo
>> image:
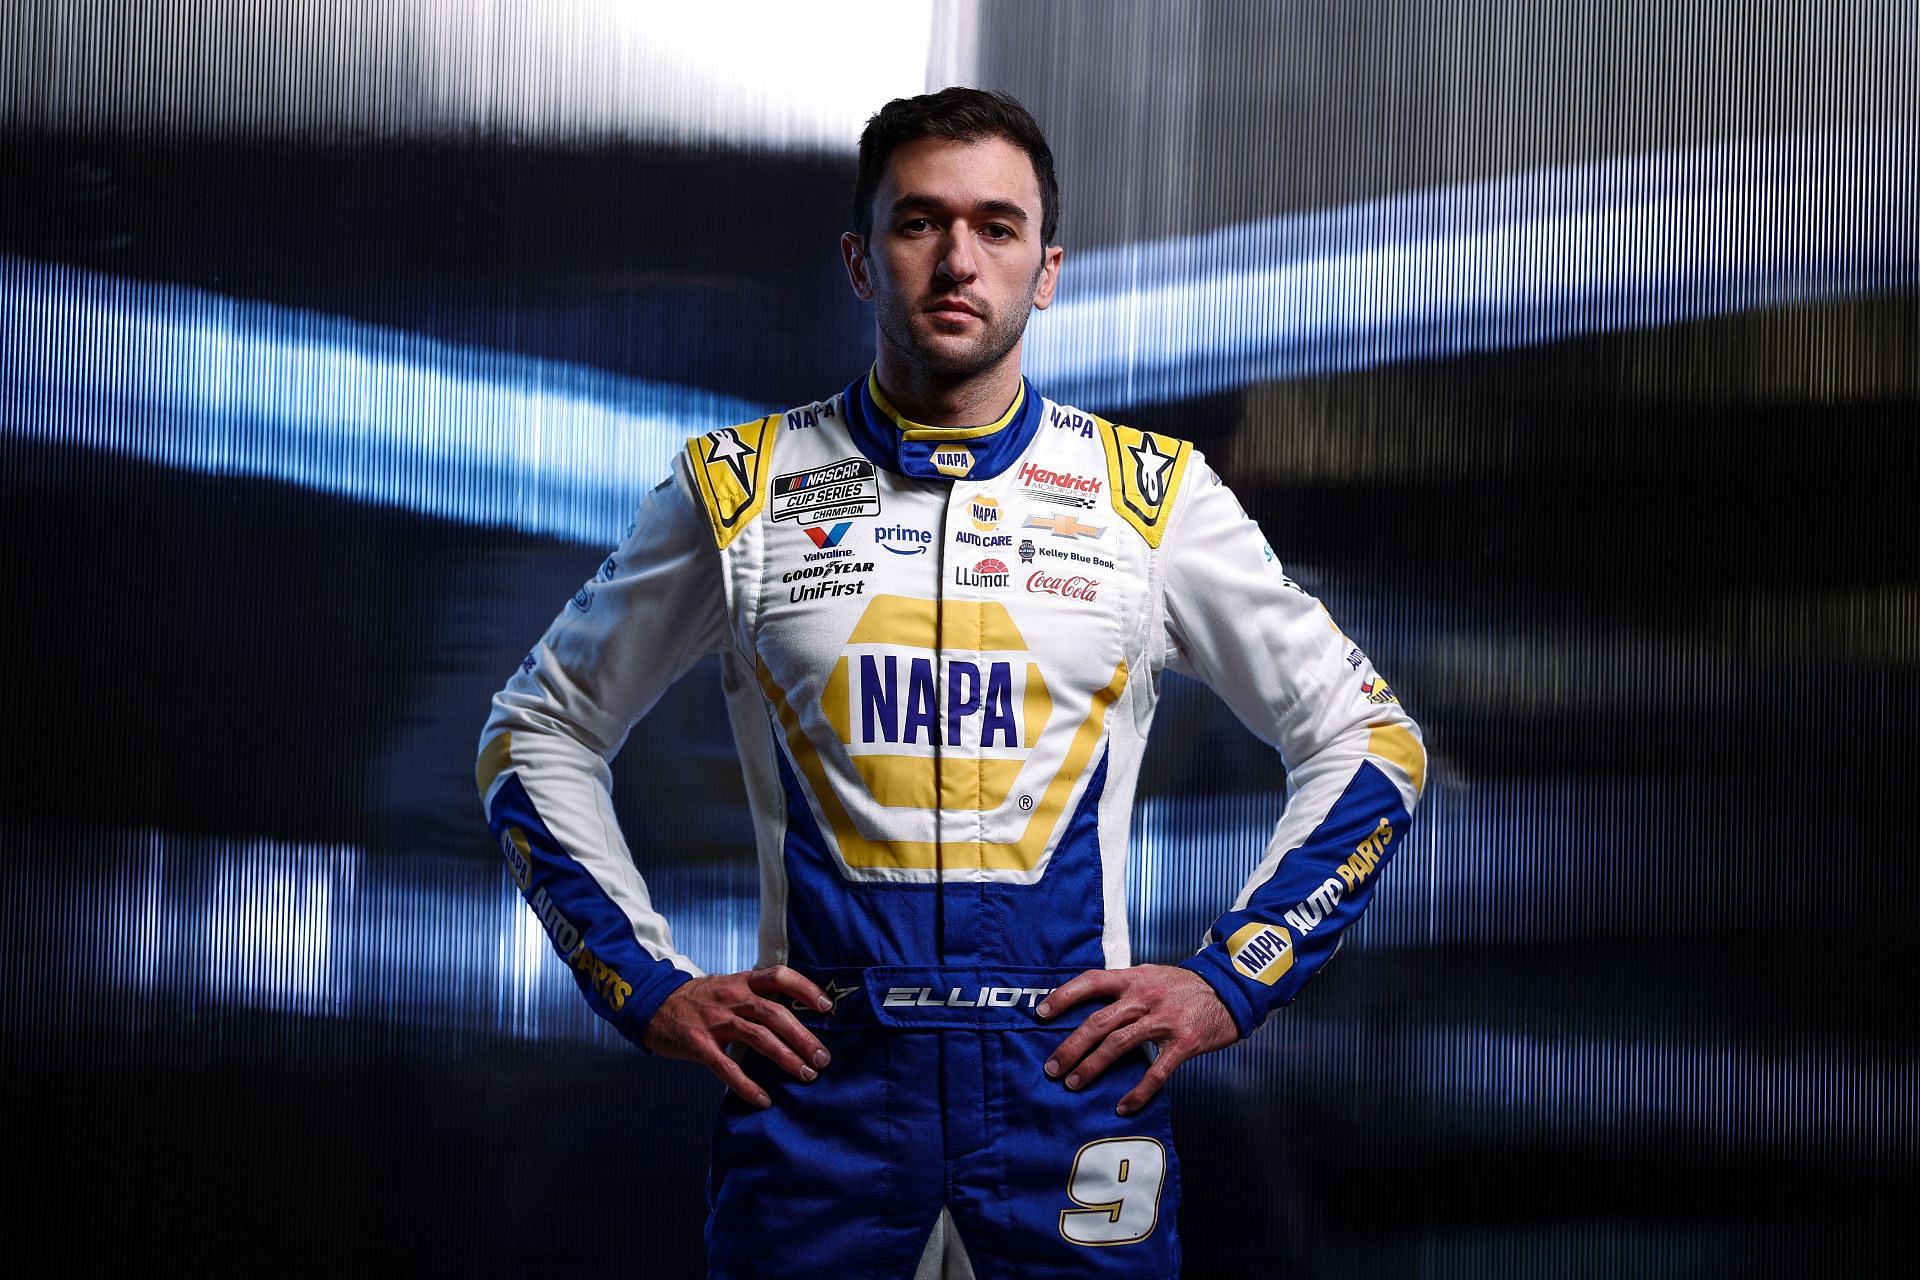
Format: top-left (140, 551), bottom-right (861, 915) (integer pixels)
top-left (1023, 513), bottom-right (1105, 540)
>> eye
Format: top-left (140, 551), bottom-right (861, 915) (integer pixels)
top-left (982, 224), bottom-right (1014, 241)
top-left (900, 217), bottom-right (934, 233)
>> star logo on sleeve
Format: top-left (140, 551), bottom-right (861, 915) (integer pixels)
top-left (794, 978), bottom-right (863, 1014)
top-left (1128, 433), bottom-right (1175, 506)
top-left (705, 426), bottom-right (758, 491)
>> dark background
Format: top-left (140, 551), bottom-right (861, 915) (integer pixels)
top-left (3, 2), bottom-right (1915, 1274)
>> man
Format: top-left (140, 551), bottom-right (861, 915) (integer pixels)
top-left (477, 87), bottom-right (1425, 1278)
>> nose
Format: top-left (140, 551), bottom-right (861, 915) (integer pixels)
top-left (936, 224), bottom-right (979, 283)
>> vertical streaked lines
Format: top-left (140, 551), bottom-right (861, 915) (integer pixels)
top-left (0, 256), bottom-right (760, 542)
top-left (1028, 128), bottom-right (1920, 408)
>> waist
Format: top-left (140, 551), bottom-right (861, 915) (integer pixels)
top-left (791, 965), bottom-right (1096, 1031)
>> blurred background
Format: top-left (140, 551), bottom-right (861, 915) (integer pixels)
top-left (2, 1), bottom-right (1915, 1274)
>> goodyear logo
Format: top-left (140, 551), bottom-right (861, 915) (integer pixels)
top-left (932, 445), bottom-right (976, 478)
top-left (1227, 921), bottom-right (1294, 985)
top-left (970, 496), bottom-right (1001, 530)
top-left (822, 595), bottom-right (1050, 813)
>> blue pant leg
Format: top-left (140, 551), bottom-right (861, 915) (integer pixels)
top-left (945, 1032), bottom-right (1183, 1278)
top-left (706, 1029), bottom-right (946, 1279)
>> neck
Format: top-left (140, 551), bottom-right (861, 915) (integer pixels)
top-left (872, 344), bottom-right (1025, 429)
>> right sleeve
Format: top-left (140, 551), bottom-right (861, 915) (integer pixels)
top-left (475, 451), bottom-right (731, 1051)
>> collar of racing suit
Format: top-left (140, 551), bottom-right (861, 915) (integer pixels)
top-left (841, 366), bottom-right (1045, 482)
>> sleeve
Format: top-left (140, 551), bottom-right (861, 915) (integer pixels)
top-left (474, 450), bottom-right (731, 1051)
top-left (1160, 456), bottom-right (1428, 1038)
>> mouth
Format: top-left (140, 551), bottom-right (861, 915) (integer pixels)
top-left (925, 298), bottom-right (984, 321)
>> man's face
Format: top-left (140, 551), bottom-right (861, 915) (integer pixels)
top-left (844, 135), bottom-right (1062, 383)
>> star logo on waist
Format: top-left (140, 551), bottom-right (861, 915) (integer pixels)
top-left (704, 427), bottom-right (757, 490)
top-left (1022, 513), bottom-right (1105, 540)
top-left (796, 978), bottom-right (863, 1014)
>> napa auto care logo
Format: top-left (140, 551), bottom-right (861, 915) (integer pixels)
top-left (970, 496), bottom-right (1001, 530)
top-left (955, 557), bottom-right (1010, 588)
top-left (1025, 570), bottom-right (1098, 603)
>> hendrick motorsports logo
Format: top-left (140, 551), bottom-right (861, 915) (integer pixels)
top-left (773, 457), bottom-right (881, 525)
top-left (1018, 461), bottom-right (1100, 509)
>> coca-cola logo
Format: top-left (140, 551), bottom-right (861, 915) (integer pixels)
top-left (1025, 570), bottom-right (1099, 602)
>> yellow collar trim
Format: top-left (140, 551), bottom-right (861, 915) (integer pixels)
top-left (868, 369), bottom-right (1026, 442)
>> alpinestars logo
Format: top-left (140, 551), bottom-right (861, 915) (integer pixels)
top-left (1128, 434), bottom-right (1176, 506)
top-left (704, 426), bottom-right (758, 490)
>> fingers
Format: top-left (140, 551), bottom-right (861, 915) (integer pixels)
top-left (1044, 992), bottom-right (1147, 1083)
top-left (726, 1017), bottom-right (819, 1083)
top-left (740, 998), bottom-right (832, 1075)
top-left (699, 1045), bottom-right (771, 1109)
top-left (1037, 968), bottom-right (1124, 1017)
top-left (1116, 1041), bottom-right (1193, 1117)
top-left (747, 964), bottom-right (833, 1014)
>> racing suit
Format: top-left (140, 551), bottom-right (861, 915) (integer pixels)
top-left (476, 370), bottom-right (1427, 1278)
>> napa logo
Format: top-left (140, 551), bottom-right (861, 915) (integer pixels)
top-left (1226, 921), bottom-right (1294, 986)
top-left (970, 496), bottom-right (1001, 531)
top-left (821, 595), bottom-right (1049, 813)
top-left (931, 445), bottom-right (977, 478)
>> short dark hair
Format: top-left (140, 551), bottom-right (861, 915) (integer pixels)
top-left (852, 87), bottom-right (1061, 246)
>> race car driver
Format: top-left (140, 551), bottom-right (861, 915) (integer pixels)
top-left (476, 87), bottom-right (1426, 1278)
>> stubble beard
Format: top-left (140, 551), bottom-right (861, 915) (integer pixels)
top-left (874, 261), bottom-right (1044, 384)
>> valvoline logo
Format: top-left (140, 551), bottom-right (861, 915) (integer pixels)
top-left (805, 522), bottom-right (853, 549)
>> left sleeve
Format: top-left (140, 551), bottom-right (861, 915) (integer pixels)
top-left (1161, 456), bottom-right (1428, 1038)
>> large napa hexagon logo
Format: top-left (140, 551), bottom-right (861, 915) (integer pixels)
top-left (754, 594), bottom-right (1128, 873)
top-left (822, 595), bottom-right (1049, 814)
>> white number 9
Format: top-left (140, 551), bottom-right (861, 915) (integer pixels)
top-left (1057, 1137), bottom-right (1166, 1246)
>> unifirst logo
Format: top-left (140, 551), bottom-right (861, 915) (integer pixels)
top-left (933, 446), bottom-right (977, 478)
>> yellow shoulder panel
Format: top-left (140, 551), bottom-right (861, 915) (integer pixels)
top-left (686, 415), bottom-right (779, 550)
top-left (1094, 418), bottom-right (1194, 549)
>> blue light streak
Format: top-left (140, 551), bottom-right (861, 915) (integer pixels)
top-left (1026, 127), bottom-right (1920, 407)
top-left (0, 256), bottom-right (761, 544)
top-left (4, 128), bottom-right (1912, 535)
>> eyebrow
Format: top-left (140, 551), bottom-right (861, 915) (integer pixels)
top-left (888, 193), bottom-right (1031, 225)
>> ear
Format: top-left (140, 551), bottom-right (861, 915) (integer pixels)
top-left (841, 231), bottom-right (875, 302)
top-left (1031, 244), bottom-right (1064, 310)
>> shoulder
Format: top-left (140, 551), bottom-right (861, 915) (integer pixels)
top-left (682, 391), bottom-right (851, 549)
top-left (1038, 394), bottom-right (1197, 550)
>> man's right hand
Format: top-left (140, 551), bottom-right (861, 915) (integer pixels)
top-left (642, 965), bottom-right (835, 1108)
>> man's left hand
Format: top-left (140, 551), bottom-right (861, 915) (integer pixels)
top-left (1039, 965), bottom-right (1240, 1115)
